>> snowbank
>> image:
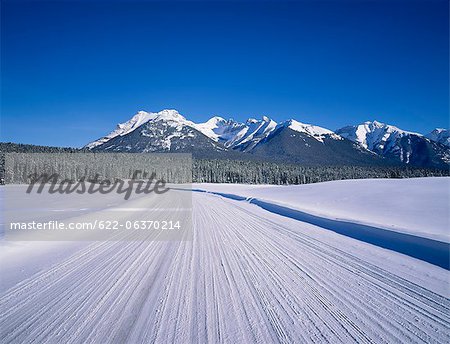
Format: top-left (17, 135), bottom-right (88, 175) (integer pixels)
top-left (195, 177), bottom-right (450, 243)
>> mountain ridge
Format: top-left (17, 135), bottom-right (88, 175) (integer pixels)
top-left (336, 121), bottom-right (449, 168)
top-left (86, 109), bottom-right (449, 168)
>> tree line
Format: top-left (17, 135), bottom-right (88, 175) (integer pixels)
top-left (1, 142), bottom-right (448, 185)
top-left (193, 159), bottom-right (449, 184)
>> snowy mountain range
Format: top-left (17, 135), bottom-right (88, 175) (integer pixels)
top-left (86, 109), bottom-right (450, 168)
top-left (336, 121), bottom-right (450, 167)
top-left (425, 128), bottom-right (450, 148)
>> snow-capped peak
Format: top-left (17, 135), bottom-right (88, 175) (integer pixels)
top-left (117, 111), bottom-right (155, 130)
top-left (432, 128), bottom-right (447, 134)
top-left (364, 120), bottom-right (421, 136)
top-left (199, 116), bottom-right (227, 129)
top-left (336, 120), bottom-right (422, 151)
top-left (85, 111), bottom-right (153, 149)
top-left (210, 116), bottom-right (226, 123)
top-left (195, 116), bottom-right (241, 142)
top-left (282, 119), bottom-right (341, 142)
top-left (85, 109), bottom-right (192, 149)
top-left (426, 128), bottom-right (450, 147)
top-left (335, 120), bottom-right (450, 165)
top-left (194, 115), bottom-right (277, 149)
top-left (236, 116), bottom-right (277, 147)
top-left (154, 109), bottom-right (186, 122)
top-left (369, 120), bottom-right (383, 127)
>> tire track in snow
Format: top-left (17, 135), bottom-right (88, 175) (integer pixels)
top-left (0, 191), bottom-right (448, 343)
top-left (215, 197), bottom-right (449, 343)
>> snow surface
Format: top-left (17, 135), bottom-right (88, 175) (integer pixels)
top-left (196, 177), bottom-right (450, 243)
top-left (1, 179), bottom-right (449, 343)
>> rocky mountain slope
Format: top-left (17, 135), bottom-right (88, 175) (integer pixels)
top-left (86, 110), bottom-right (449, 168)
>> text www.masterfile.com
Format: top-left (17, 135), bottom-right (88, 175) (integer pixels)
top-left (8, 220), bottom-right (183, 231)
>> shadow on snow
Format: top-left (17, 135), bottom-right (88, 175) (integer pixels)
top-left (188, 188), bottom-right (450, 270)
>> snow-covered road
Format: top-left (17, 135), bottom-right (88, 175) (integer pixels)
top-left (1, 191), bottom-right (449, 343)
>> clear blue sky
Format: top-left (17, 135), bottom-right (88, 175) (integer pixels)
top-left (1, 0), bottom-right (448, 147)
